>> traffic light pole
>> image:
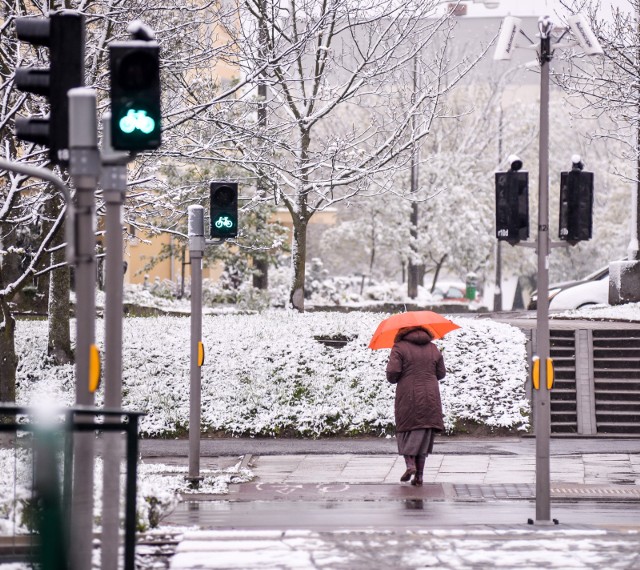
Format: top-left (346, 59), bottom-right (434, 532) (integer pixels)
top-left (68, 88), bottom-right (101, 570)
top-left (100, 115), bottom-right (130, 570)
top-left (534, 33), bottom-right (552, 525)
top-left (187, 206), bottom-right (205, 484)
top-left (187, 206), bottom-right (223, 482)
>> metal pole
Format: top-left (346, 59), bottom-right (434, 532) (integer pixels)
top-left (100, 115), bottom-right (129, 570)
top-left (188, 206), bottom-right (205, 483)
top-left (124, 414), bottom-right (139, 570)
top-left (494, 104), bottom-right (504, 311)
top-left (535, 34), bottom-right (552, 524)
top-left (68, 88), bottom-right (101, 570)
top-left (408, 53), bottom-right (421, 299)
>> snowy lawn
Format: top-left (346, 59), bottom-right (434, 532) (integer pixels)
top-left (15, 310), bottom-right (530, 437)
top-left (0, 450), bottom-right (253, 535)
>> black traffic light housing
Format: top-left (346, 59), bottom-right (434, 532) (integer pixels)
top-left (559, 157), bottom-right (593, 244)
top-left (14, 11), bottom-right (85, 164)
top-left (109, 41), bottom-right (161, 151)
top-left (210, 182), bottom-right (238, 239)
top-left (495, 158), bottom-right (529, 245)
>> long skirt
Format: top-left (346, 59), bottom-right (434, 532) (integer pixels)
top-left (396, 428), bottom-right (435, 456)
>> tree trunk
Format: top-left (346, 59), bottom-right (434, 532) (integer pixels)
top-left (252, 209), bottom-right (269, 290)
top-left (47, 243), bottom-right (73, 364)
top-left (368, 215), bottom-right (377, 277)
top-left (288, 216), bottom-right (308, 312)
top-left (408, 202), bottom-right (421, 299)
top-left (289, 125), bottom-right (311, 312)
top-left (0, 298), bottom-right (17, 403)
top-left (252, 78), bottom-right (269, 290)
top-left (430, 254), bottom-right (448, 293)
top-left (252, 255), bottom-right (269, 290)
top-left (45, 198), bottom-right (73, 364)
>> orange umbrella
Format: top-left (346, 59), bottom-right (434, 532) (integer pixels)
top-left (368, 310), bottom-right (460, 350)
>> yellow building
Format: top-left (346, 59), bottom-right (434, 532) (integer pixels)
top-left (123, 208), bottom-right (338, 286)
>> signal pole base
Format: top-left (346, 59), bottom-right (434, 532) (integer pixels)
top-left (528, 518), bottom-right (560, 526)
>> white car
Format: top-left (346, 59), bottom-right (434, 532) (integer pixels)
top-left (548, 269), bottom-right (609, 311)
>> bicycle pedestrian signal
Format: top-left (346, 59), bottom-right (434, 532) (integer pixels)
top-left (109, 41), bottom-right (161, 151)
top-left (214, 216), bottom-right (235, 230)
top-left (210, 182), bottom-right (238, 239)
top-left (119, 109), bottom-right (156, 134)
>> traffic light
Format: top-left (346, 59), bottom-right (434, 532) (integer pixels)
top-left (559, 156), bottom-right (593, 244)
top-left (495, 156), bottom-right (529, 245)
top-left (14, 11), bottom-right (85, 164)
top-left (109, 41), bottom-right (161, 151)
top-left (210, 182), bottom-right (238, 239)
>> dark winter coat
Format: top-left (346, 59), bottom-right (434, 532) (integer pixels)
top-left (386, 328), bottom-right (446, 433)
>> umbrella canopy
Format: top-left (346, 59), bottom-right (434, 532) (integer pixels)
top-left (368, 310), bottom-right (460, 350)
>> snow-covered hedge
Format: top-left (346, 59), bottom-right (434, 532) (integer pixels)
top-left (15, 311), bottom-right (530, 437)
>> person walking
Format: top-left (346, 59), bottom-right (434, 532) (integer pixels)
top-left (386, 326), bottom-right (446, 486)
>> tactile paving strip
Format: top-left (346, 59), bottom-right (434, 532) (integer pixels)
top-left (454, 484), bottom-right (640, 501)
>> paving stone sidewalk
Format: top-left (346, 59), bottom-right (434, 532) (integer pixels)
top-left (157, 442), bottom-right (640, 569)
top-left (246, 452), bottom-right (640, 487)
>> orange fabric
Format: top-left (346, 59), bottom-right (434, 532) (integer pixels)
top-left (368, 310), bottom-right (460, 350)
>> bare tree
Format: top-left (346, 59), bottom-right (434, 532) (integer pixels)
top-left (0, 0), bottom-right (225, 398)
top-left (173, 0), bottom-right (491, 311)
top-left (556, 1), bottom-right (639, 258)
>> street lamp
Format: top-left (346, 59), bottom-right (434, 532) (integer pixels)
top-left (494, 13), bottom-right (602, 525)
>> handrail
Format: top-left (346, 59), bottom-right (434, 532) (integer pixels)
top-left (0, 403), bottom-right (145, 570)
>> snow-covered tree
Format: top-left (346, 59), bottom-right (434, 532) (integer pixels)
top-left (177, 0), bottom-right (493, 311)
top-left (554, 1), bottom-right (638, 264)
top-left (0, 0), bottom-right (229, 399)
top-left (319, 68), bottom-right (540, 287)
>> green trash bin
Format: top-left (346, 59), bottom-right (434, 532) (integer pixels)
top-left (465, 272), bottom-right (478, 301)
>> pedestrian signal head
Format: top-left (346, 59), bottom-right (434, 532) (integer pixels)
top-left (209, 182), bottom-right (239, 239)
top-left (109, 40), bottom-right (161, 151)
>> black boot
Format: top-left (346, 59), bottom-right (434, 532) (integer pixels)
top-left (412, 455), bottom-right (426, 486)
top-left (400, 455), bottom-right (416, 482)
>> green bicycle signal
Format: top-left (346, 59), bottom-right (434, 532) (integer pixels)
top-left (214, 215), bottom-right (235, 231)
top-left (210, 182), bottom-right (238, 238)
top-left (119, 109), bottom-right (156, 135)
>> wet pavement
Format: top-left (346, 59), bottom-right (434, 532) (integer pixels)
top-left (167, 498), bottom-right (640, 530)
top-left (152, 437), bottom-right (640, 569)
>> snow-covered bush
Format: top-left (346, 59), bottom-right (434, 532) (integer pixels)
top-left (15, 311), bottom-right (529, 437)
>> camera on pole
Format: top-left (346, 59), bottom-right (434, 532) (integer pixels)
top-left (109, 26), bottom-right (161, 151)
top-left (559, 155), bottom-right (593, 244)
top-left (495, 155), bottom-right (529, 245)
top-left (209, 182), bottom-right (238, 239)
top-left (13, 11), bottom-right (85, 164)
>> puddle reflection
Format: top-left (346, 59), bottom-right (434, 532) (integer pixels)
top-left (403, 499), bottom-right (425, 510)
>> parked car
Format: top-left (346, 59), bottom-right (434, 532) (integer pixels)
top-left (528, 265), bottom-right (609, 311)
top-left (431, 281), bottom-right (469, 302)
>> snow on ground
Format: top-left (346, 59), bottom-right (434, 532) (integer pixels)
top-left (552, 301), bottom-right (640, 321)
top-left (0, 450), bottom-right (253, 536)
top-left (169, 528), bottom-right (640, 570)
top-left (15, 311), bottom-right (530, 437)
